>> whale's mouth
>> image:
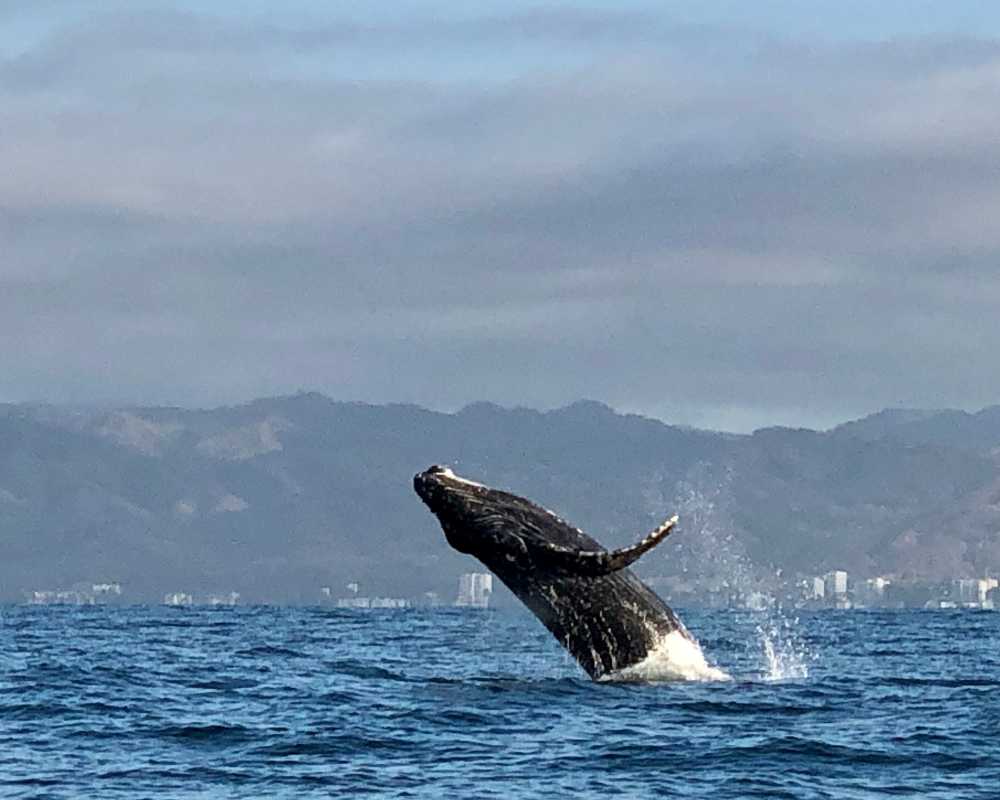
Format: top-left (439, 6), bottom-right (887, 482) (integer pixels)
top-left (412, 465), bottom-right (441, 503)
top-left (413, 466), bottom-right (490, 554)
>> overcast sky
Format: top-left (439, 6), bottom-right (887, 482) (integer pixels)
top-left (4, 2), bottom-right (1000, 432)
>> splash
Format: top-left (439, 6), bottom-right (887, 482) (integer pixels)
top-left (756, 617), bottom-right (810, 680)
top-left (639, 467), bottom-right (815, 683)
top-left (600, 630), bottom-right (731, 683)
top-left (641, 465), bottom-right (757, 599)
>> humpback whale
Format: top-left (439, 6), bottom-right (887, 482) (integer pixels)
top-left (414, 465), bottom-right (725, 681)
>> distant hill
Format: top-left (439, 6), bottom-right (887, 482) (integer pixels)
top-left (833, 406), bottom-right (1000, 453)
top-left (2, 394), bottom-right (999, 603)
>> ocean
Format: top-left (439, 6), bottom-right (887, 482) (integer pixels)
top-left (2, 605), bottom-right (998, 799)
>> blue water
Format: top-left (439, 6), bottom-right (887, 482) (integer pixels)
top-left (1, 606), bottom-right (998, 799)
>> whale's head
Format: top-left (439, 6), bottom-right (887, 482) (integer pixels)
top-left (414, 465), bottom-right (678, 580)
top-left (413, 465), bottom-right (548, 565)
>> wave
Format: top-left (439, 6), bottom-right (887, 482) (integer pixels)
top-left (153, 723), bottom-right (257, 746)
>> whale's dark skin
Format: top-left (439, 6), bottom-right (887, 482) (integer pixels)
top-left (413, 465), bottom-right (692, 680)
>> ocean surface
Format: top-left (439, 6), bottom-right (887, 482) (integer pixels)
top-left (2, 605), bottom-right (998, 799)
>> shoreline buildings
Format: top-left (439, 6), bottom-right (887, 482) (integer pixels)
top-left (455, 573), bottom-right (493, 608)
top-left (27, 582), bottom-right (123, 605)
top-left (323, 584), bottom-right (411, 609)
top-left (800, 572), bottom-right (999, 610)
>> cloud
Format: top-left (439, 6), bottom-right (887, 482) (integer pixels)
top-left (4, 8), bottom-right (1000, 429)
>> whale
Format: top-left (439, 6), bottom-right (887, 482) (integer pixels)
top-left (413, 465), bottom-right (724, 681)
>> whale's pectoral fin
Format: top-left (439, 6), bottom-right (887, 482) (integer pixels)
top-left (535, 515), bottom-right (678, 577)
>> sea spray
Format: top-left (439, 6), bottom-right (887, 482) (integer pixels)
top-left (643, 468), bottom-right (814, 681)
top-left (756, 615), bottom-right (811, 680)
top-left (642, 465), bottom-right (755, 600)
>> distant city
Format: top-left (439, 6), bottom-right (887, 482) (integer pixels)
top-left (26, 583), bottom-right (241, 607)
top-left (17, 570), bottom-right (1000, 611)
top-left (21, 573), bottom-right (494, 610)
top-left (650, 570), bottom-right (1000, 611)
top-left (324, 572), bottom-right (493, 609)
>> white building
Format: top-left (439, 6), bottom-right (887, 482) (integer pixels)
top-left (824, 570), bottom-right (848, 597)
top-left (163, 592), bottom-right (193, 606)
top-left (29, 590), bottom-right (91, 605)
top-left (456, 572), bottom-right (493, 608)
top-left (954, 579), bottom-right (978, 605)
top-left (207, 592), bottom-right (240, 606)
top-left (953, 578), bottom-right (999, 607)
top-left (336, 596), bottom-right (370, 609)
top-left (370, 597), bottom-right (410, 609)
top-left (335, 595), bottom-right (409, 609)
top-left (854, 576), bottom-right (891, 607)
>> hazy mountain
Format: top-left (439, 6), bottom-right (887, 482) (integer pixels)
top-left (832, 406), bottom-right (1000, 453)
top-left (2, 394), bottom-right (999, 603)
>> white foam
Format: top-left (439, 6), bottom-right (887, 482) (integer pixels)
top-left (600, 629), bottom-right (731, 683)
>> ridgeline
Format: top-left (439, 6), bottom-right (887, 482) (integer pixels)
top-left (2, 394), bottom-right (999, 603)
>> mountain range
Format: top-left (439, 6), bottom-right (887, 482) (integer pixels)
top-left (2, 393), bottom-right (999, 603)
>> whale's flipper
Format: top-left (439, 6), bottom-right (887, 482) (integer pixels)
top-left (534, 515), bottom-right (678, 577)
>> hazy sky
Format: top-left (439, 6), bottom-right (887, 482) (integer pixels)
top-left (4, 3), bottom-right (1000, 431)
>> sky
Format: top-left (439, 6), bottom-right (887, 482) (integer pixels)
top-left (4, 2), bottom-right (1000, 432)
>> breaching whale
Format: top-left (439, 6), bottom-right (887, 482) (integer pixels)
top-left (413, 465), bottom-right (725, 681)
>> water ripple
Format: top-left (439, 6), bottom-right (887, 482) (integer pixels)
top-left (1, 606), bottom-right (999, 798)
